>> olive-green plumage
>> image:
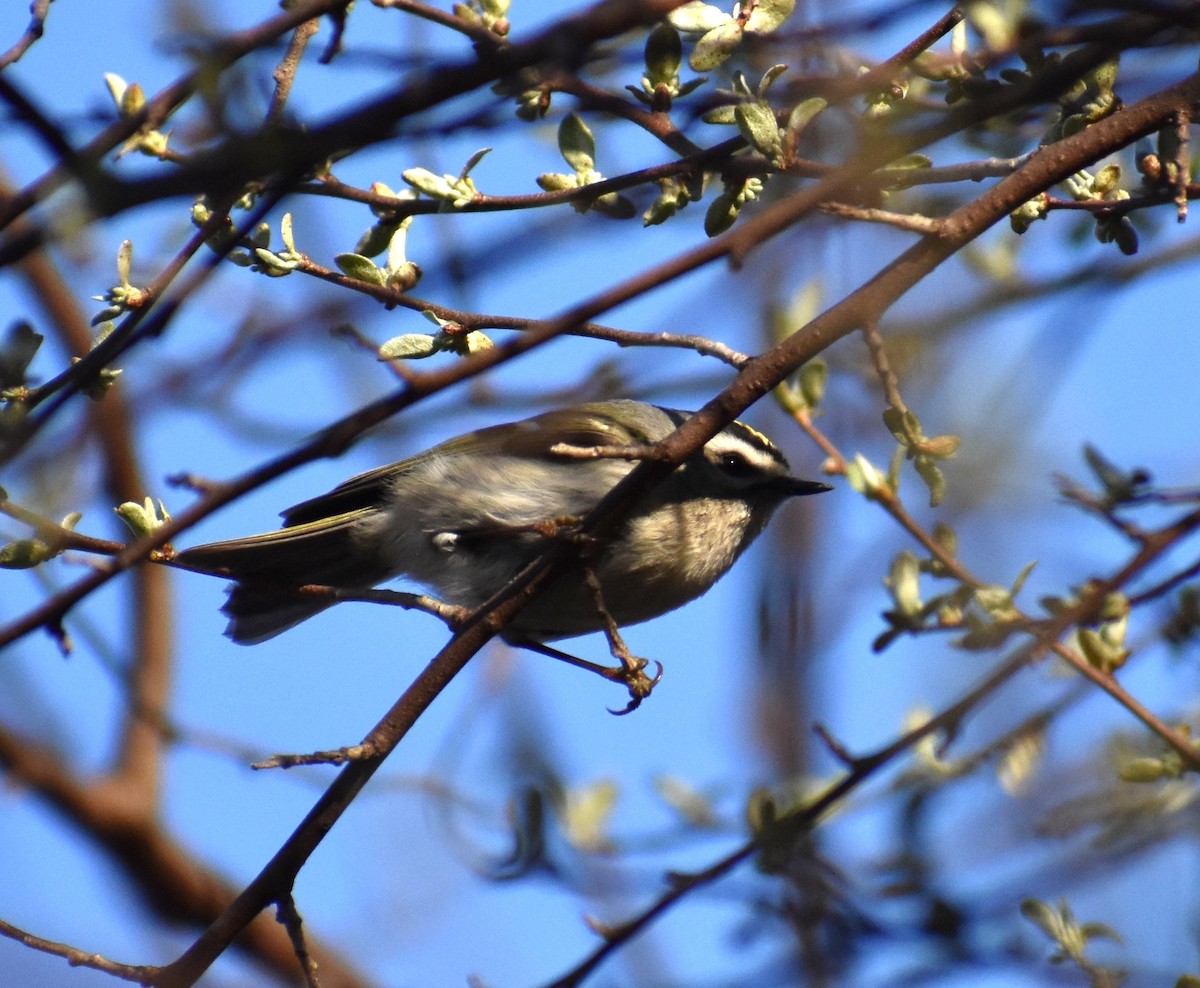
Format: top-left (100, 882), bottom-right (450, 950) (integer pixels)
top-left (177, 401), bottom-right (831, 644)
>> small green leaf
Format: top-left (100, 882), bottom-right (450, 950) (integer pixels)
top-left (998, 729), bottom-right (1044, 795)
top-left (252, 248), bottom-right (297, 274)
top-left (536, 172), bottom-right (577, 193)
top-left (887, 153), bottom-right (933, 171)
top-left (933, 522), bottom-right (957, 558)
top-left (799, 359), bottom-right (826, 408)
top-left (367, 182), bottom-right (400, 214)
top-left (885, 445), bottom-right (905, 492)
top-left (653, 775), bottom-right (717, 828)
top-left (558, 113), bottom-right (596, 174)
top-left (702, 104), bottom-right (738, 125)
top-left (1020, 898), bottom-right (1063, 940)
top-left (120, 81), bottom-right (145, 116)
top-left (334, 253), bottom-right (387, 286)
top-left (383, 222), bottom-right (412, 275)
top-left (690, 19), bottom-right (743, 71)
top-left (885, 550), bottom-right (923, 616)
top-left (745, 0), bottom-right (795, 34)
top-left (846, 453), bottom-right (886, 498)
top-left (378, 334), bottom-right (439, 360)
top-left (914, 456), bottom-right (946, 507)
top-left (115, 497), bottom-right (171, 537)
top-left (0, 321), bottom-right (45, 390)
top-left (116, 239), bottom-right (133, 287)
top-left (974, 583), bottom-right (1012, 616)
top-left (280, 212), bottom-right (296, 254)
top-left (1092, 163), bottom-right (1121, 195)
top-left (402, 167), bottom-right (455, 199)
top-left (1078, 921), bottom-right (1122, 946)
top-left (1118, 757), bottom-right (1169, 783)
top-left (560, 779), bottom-right (619, 853)
top-left (385, 261), bottom-right (422, 292)
top-left (783, 96), bottom-right (827, 148)
top-left (589, 192), bottom-right (638, 220)
top-left (645, 22), bottom-right (683, 86)
top-left (668, 1), bottom-right (729, 34)
top-left (1010, 560), bottom-right (1037, 598)
top-left (1010, 194), bottom-right (1049, 234)
top-left (1090, 58), bottom-right (1119, 95)
top-left (642, 177), bottom-right (695, 227)
top-left (248, 222), bottom-right (271, 250)
top-left (757, 64), bottom-right (788, 97)
top-left (920, 434), bottom-right (961, 459)
top-left (0, 538), bottom-right (58, 568)
top-left (735, 102), bottom-right (782, 161)
top-left (745, 786), bottom-right (778, 835)
top-left (1076, 627), bottom-right (1128, 673)
top-left (461, 330), bottom-right (494, 354)
top-left (459, 146), bottom-right (493, 180)
top-left (103, 73), bottom-right (128, 109)
top-left (882, 406), bottom-right (909, 444)
top-left (704, 190), bottom-right (738, 236)
top-left (355, 220), bottom-right (401, 259)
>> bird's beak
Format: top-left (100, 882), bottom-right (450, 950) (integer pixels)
top-left (783, 478), bottom-right (834, 496)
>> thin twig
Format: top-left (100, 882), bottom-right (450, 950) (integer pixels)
top-left (861, 320), bottom-right (909, 417)
top-left (274, 894), bottom-right (321, 988)
top-left (820, 201), bottom-right (944, 234)
top-left (0, 917), bottom-right (154, 984)
top-left (0, 0), bottom-right (53, 69)
top-left (268, 14), bottom-right (321, 124)
top-left (370, 0), bottom-right (504, 49)
top-left (0, 498), bottom-right (126, 556)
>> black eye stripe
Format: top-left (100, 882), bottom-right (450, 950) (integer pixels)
top-left (654, 404), bottom-right (788, 467)
top-left (714, 449), bottom-right (758, 475)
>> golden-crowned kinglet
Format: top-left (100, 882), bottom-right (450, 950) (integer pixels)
top-left (178, 400), bottom-right (831, 644)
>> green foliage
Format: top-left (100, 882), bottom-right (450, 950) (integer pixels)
top-left (402, 148), bottom-right (491, 209)
top-left (642, 173), bottom-right (706, 227)
top-left (104, 72), bottom-right (170, 158)
top-left (0, 510), bottom-right (80, 569)
top-left (1163, 586), bottom-right (1200, 648)
top-left (881, 406), bottom-right (960, 508)
top-left (340, 206), bottom-right (422, 291)
top-left (652, 775), bottom-right (718, 828)
top-left (559, 779), bottom-right (619, 853)
top-left (74, 324), bottom-right (123, 401)
top-left (0, 537), bottom-right (59, 569)
top-left (114, 497), bottom-right (172, 537)
top-left (1020, 897), bottom-right (1123, 977)
top-left (1081, 444), bottom-right (1152, 509)
top-left (0, 321), bottom-right (43, 398)
top-left (627, 23), bottom-right (706, 110)
top-left (670, 0), bottom-right (796, 70)
top-left (335, 252), bottom-right (387, 286)
top-left (91, 239), bottom-right (144, 323)
top-left (536, 116), bottom-right (636, 219)
top-left (378, 311), bottom-right (493, 362)
top-left (452, 0), bottom-right (510, 35)
top-left (704, 175), bottom-right (763, 235)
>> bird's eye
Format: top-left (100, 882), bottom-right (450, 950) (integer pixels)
top-left (716, 451), bottom-right (755, 476)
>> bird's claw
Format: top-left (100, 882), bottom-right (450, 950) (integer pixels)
top-left (606, 658), bottom-right (663, 716)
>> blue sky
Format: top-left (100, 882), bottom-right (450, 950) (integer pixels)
top-left (2, 2), bottom-right (1200, 986)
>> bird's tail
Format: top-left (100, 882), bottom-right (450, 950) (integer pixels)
top-left (176, 512), bottom-right (388, 644)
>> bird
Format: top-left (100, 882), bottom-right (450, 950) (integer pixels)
top-left (175, 400), bottom-right (831, 645)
